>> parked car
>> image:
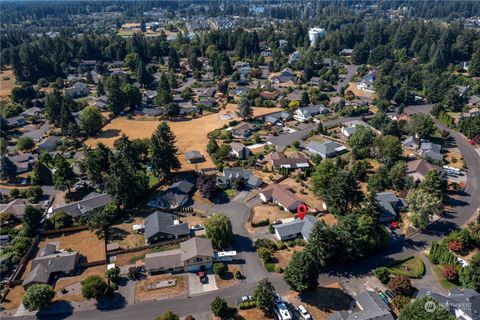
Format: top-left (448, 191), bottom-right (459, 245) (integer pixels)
top-left (378, 292), bottom-right (389, 304)
top-left (241, 295), bottom-right (252, 302)
top-left (385, 290), bottom-right (395, 300)
top-left (297, 305), bottom-right (312, 319)
top-left (191, 224), bottom-right (204, 231)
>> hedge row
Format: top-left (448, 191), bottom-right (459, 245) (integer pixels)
top-left (238, 301), bottom-right (256, 310)
top-left (251, 219), bottom-right (270, 228)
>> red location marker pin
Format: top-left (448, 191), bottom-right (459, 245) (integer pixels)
top-left (297, 204), bottom-right (307, 220)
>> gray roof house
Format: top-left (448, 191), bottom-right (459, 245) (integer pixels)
top-left (306, 141), bottom-right (347, 159)
top-left (23, 243), bottom-right (79, 289)
top-left (147, 180), bottom-right (194, 209)
top-left (144, 211), bottom-right (190, 245)
top-left (231, 122), bottom-right (258, 138)
top-left (230, 142), bottom-right (251, 160)
top-left (0, 199), bottom-right (41, 219)
top-left (273, 215), bottom-right (316, 241)
top-left (271, 68), bottom-right (296, 84)
top-left (264, 111), bottom-right (290, 125)
top-left (50, 193), bottom-right (113, 218)
top-left (144, 237), bottom-right (214, 274)
top-left (66, 82), bottom-right (90, 97)
top-left (293, 104), bottom-right (328, 122)
top-left (270, 151), bottom-right (310, 169)
top-left (419, 141), bottom-right (443, 163)
top-left (329, 291), bottom-right (394, 320)
top-left (416, 287), bottom-right (480, 320)
top-left (259, 184), bottom-right (303, 212)
top-left (9, 153), bottom-right (37, 174)
top-left (38, 135), bottom-right (61, 152)
top-left (375, 192), bottom-right (408, 223)
top-left (21, 107), bottom-right (44, 118)
top-left (5, 115), bottom-right (26, 129)
top-left (402, 135), bottom-right (420, 150)
top-left (216, 168), bottom-right (263, 188)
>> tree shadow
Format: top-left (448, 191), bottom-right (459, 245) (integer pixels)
top-left (109, 227), bottom-right (130, 241)
top-left (36, 300), bottom-right (73, 319)
top-left (301, 287), bottom-right (352, 312)
top-left (98, 129), bottom-right (120, 138)
top-left (231, 233), bottom-right (255, 253)
top-left (212, 190), bottom-right (230, 204)
top-left (96, 292), bottom-right (127, 311)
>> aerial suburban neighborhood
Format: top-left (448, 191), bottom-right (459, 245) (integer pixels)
top-left (1, 1), bottom-right (480, 320)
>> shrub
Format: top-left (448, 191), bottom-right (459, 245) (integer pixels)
top-left (295, 238), bottom-right (306, 246)
top-left (388, 275), bottom-right (413, 296)
top-left (23, 284), bottom-right (55, 311)
top-left (448, 240), bottom-right (464, 253)
top-left (268, 224), bottom-right (275, 234)
top-left (442, 265), bottom-right (458, 281)
top-left (275, 266), bottom-right (284, 273)
top-left (213, 262), bottom-right (226, 275)
top-left (234, 270), bottom-right (242, 279)
top-left (265, 263), bottom-right (276, 272)
top-left (276, 241), bottom-right (286, 250)
top-left (254, 238), bottom-right (276, 251)
top-left (257, 247), bottom-right (272, 263)
top-left (211, 296), bottom-right (229, 318)
top-left (391, 295), bottom-right (411, 312)
top-left (81, 275), bottom-right (110, 300)
top-left (286, 240), bottom-right (296, 247)
top-left (374, 267), bottom-right (391, 284)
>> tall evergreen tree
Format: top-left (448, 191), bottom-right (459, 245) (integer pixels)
top-left (284, 251), bottom-right (318, 292)
top-left (150, 122), bottom-right (181, 178)
top-left (52, 154), bottom-right (75, 193)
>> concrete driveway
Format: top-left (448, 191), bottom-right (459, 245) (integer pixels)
top-left (187, 272), bottom-right (217, 295)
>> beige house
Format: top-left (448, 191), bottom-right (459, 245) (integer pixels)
top-left (144, 237), bottom-right (214, 275)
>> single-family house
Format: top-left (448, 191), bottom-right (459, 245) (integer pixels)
top-left (270, 151), bottom-right (310, 169)
top-left (5, 115), bottom-right (26, 129)
top-left (260, 90), bottom-right (281, 100)
top-left (457, 85), bottom-right (469, 98)
top-left (416, 288), bottom-right (480, 320)
top-left (309, 77), bottom-right (321, 86)
top-left (341, 120), bottom-right (379, 137)
top-left (198, 97), bottom-right (216, 109)
top-left (142, 90), bottom-right (158, 107)
top-left (461, 107), bottom-right (480, 120)
top-left (144, 211), bottom-right (190, 245)
top-left (406, 159), bottom-right (441, 182)
top-left (305, 141), bottom-right (347, 159)
top-left (340, 48), bottom-right (353, 56)
top-left (293, 104), bottom-right (328, 122)
top-left (21, 107), bottom-right (44, 118)
top-left (9, 153), bottom-right (37, 174)
top-left (185, 150), bottom-right (205, 164)
top-left (66, 82), bottom-right (90, 97)
top-left (259, 184), bottom-right (302, 212)
top-left (216, 168), bottom-right (263, 189)
top-left (230, 142), bottom-right (251, 159)
top-left (38, 135), bottom-right (61, 152)
top-left (286, 90), bottom-right (303, 102)
top-left (92, 95), bottom-right (109, 109)
top-left (144, 237), bottom-right (214, 274)
top-left (288, 51), bottom-right (301, 64)
top-left (231, 122), bottom-right (258, 138)
top-left (468, 95), bottom-right (480, 108)
top-left (271, 68), bottom-right (296, 84)
top-left (402, 135), bottom-right (420, 150)
top-left (375, 192), bottom-right (408, 223)
top-left (264, 111), bottom-right (290, 125)
top-left (199, 87), bottom-right (216, 98)
top-left (273, 215), bottom-right (316, 241)
top-left (50, 193), bottom-right (113, 218)
top-left (0, 199), bottom-right (40, 219)
top-left (147, 180), bottom-right (194, 209)
top-left (23, 243), bottom-right (79, 289)
top-left (328, 291), bottom-right (394, 320)
top-left (419, 141), bottom-right (443, 163)
top-left (140, 107), bottom-right (163, 117)
top-left (79, 59), bottom-right (97, 69)
top-left (357, 70), bottom-right (376, 93)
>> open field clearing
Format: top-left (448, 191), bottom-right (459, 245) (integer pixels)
top-left (346, 81), bottom-right (376, 101)
top-left (0, 69), bottom-right (15, 98)
top-left (86, 106), bottom-right (283, 172)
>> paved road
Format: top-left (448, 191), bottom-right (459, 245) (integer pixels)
top-left (7, 105), bottom-right (480, 320)
top-left (334, 64), bottom-right (358, 93)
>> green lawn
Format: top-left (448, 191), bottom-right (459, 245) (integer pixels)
top-left (386, 256), bottom-right (425, 278)
top-left (147, 172), bottom-right (160, 188)
top-left (432, 265), bottom-right (459, 290)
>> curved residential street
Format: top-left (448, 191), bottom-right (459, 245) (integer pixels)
top-left (8, 105), bottom-right (480, 320)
